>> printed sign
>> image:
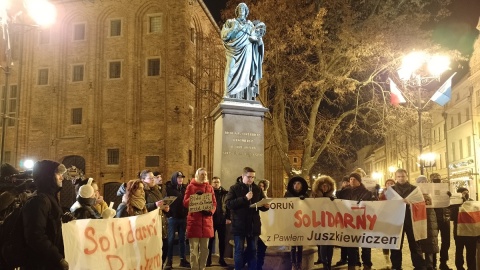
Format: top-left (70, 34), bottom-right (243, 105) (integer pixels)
top-left (260, 198), bottom-right (405, 249)
top-left (188, 193), bottom-right (214, 212)
top-left (417, 183), bottom-right (450, 208)
top-left (62, 209), bottom-right (162, 270)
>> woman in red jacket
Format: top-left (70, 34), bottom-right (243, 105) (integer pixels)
top-left (183, 168), bottom-right (217, 270)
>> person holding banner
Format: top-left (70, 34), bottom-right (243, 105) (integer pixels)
top-left (390, 169), bottom-right (426, 270)
top-left (284, 176), bottom-right (309, 270)
top-left (332, 175), bottom-right (351, 267)
top-left (450, 187), bottom-right (476, 270)
top-left (226, 167), bottom-right (270, 270)
top-left (341, 172), bottom-right (376, 270)
top-left (311, 175), bottom-right (335, 270)
top-left (379, 178), bottom-right (395, 268)
top-left (116, 179), bottom-right (148, 217)
top-left (183, 168), bottom-right (217, 270)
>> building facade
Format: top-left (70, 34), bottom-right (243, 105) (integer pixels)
top-left (1, 0), bottom-right (224, 185)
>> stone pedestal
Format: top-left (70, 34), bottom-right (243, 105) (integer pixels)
top-left (211, 98), bottom-right (269, 187)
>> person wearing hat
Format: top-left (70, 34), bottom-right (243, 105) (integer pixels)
top-left (22, 160), bottom-right (69, 270)
top-left (70, 178), bottom-right (102, 219)
top-left (449, 187), bottom-right (475, 270)
top-left (164, 171), bottom-right (190, 269)
top-left (340, 172), bottom-right (376, 270)
top-left (429, 173), bottom-right (453, 270)
top-left (389, 169), bottom-right (425, 270)
top-left (284, 176), bottom-right (309, 270)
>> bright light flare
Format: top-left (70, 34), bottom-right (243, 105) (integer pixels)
top-left (23, 159), bottom-right (35, 169)
top-left (388, 166), bottom-right (397, 173)
top-left (372, 171), bottom-right (383, 180)
top-left (24, 0), bottom-right (56, 27)
top-left (428, 55), bottom-right (450, 77)
top-left (419, 152), bottom-right (436, 162)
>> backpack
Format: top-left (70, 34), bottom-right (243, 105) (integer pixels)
top-left (0, 193), bottom-right (50, 269)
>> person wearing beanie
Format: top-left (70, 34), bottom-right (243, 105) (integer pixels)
top-left (164, 171), bottom-right (190, 269)
top-left (389, 169), bottom-right (425, 270)
top-left (70, 178), bottom-right (102, 219)
top-left (340, 172), bottom-right (376, 270)
top-left (429, 173), bottom-right (453, 270)
top-left (415, 176), bottom-right (439, 270)
top-left (450, 187), bottom-right (475, 270)
top-left (21, 160), bottom-right (69, 270)
top-left (284, 176), bottom-right (309, 270)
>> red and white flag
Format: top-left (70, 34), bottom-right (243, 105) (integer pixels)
top-left (389, 78), bottom-right (406, 106)
top-left (457, 201), bottom-right (480, 236)
top-left (406, 187), bottom-right (427, 241)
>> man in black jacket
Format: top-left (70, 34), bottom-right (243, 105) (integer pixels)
top-left (207, 176), bottom-right (230, 267)
top-left (22, 160), bottom-right (69, 270)
top-left (164, 171), bottom-right (190, 269)
top-left (226, 167), bottom-right (270, 270)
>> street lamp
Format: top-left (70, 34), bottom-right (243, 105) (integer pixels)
top-left (397, 52), bottom-right (450, 175)
top-left (0, 0), bottom-right (56, 165)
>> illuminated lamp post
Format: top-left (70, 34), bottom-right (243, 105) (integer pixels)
top-left (397, 52), bottom-right (450, 175)
top-left (0, 0), bottom-right (56, 165)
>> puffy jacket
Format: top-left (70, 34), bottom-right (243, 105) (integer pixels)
top-left (183, 179), bottom-right (217, 238)
top-left (225, 181), bottom-right (268, 236)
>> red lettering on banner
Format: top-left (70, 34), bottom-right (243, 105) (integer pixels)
top-left (84, 227), bottom-right (98, 255)
top-left (100, 236), bottom-right (110, 252)
top-left (291, 210), bottom-right (378, 230)
top-left (127, 221), bottom-right (135, 243)
top-left (107, 254), bottom-right (124, 270)
top-left (111, 222), bottom-right (118, 249)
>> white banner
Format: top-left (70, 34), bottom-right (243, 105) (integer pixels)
top-left (62, 209), bottom-right (163, 270)
top-left (260, 198), bottom-right (405, 249)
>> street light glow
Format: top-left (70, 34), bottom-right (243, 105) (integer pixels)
top-left (24, 0), bottom-right (56, 27)
top-left (428, 55), bottom-right (450, 77)
top-left (23, 158), bottom-right (34, 169)
top-left (372, 171), bottom-right (383, 180)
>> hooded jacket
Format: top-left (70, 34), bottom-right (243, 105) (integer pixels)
top-left (284, 176), bottom-right (309, 198)
top-left (22, 160), bottom-right (65, 269)
top-left (165, 172), bottom-right (188, 219)
top-left (183, 179), bottom-right (217, 238)
top-left (311, 175), bottom-right (335, 198)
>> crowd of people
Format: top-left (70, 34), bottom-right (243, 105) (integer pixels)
top-left (9, 160), bottom-right (478, 270)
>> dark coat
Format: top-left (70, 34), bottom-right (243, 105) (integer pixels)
top-left (70, 197), bottom-right (101, 220)
top-left (212, 186), bottom-right (230, 225)
top-left (225, 181), bottom-right (268, 236)
top-left (165, 180), bottom-right (188, 219)
top-left (419, 208), bottom-right (439, 254)
top-left (284, 176), bottom-right (309, 198)
top-left (183, 179), bottom-right (217, 238)
top-left (22, 160), bottom-right (66, 270)
top-left (339, 184), bottom-right (375, 201)
top-left (144, 184), bottom-right (168, 238)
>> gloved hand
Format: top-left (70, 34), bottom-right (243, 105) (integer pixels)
top-left (299, 195), bottom-right (305, 200)
top-left (59, 258), bottom-right (69, 270)
top-left (446, 191), bottom-right (452, 197)
top-left (329, 196), bottom-right (335, 201)
top-left (61, 212), bottom-right (76, 223)
top-left (201, 210), bottom-right (212, 216)
top-left (196, 190), bottom-right (204, 195)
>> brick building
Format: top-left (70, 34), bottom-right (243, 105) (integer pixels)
top-left (1, 0), bottom-right (224, 186)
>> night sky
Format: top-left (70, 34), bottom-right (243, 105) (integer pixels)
top-left (203, 0), bottom-right (480, 56)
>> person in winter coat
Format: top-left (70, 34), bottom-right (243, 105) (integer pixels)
top-left (450, 187), bottom-right (476, 270)
top-left (379, 178), bottom-right (395, 268)
top-left (116, 179), bottom-right (148, 217)
top-left (416, 176), bottom-right (439, 270)
top-left (22, 160), bottom-right (69, 270)
top-left (340, 172), bottom-right (376, 270)
top-left (284, 176), bottom-right (309, 270)
top-left (256, 179), bottom-right (269, 270)
top-left (332, 175), bottom-right (350, 267)
top-left (165, 171), bottom-right (190, 269)
top-left (389, 169), bottom-right (425, 270)
top-left (70, 178), bottom-right (102, 219)
top-left (311, 175), bottom-right (336, 270)
top-left (226, 167), bottom-right (270, 270)
top-left (207, 176), bottom-right (230, 267)
top-left (183, 168), bottom-right (217, 270)
top-left (140, 170), bottom-right (170, 265)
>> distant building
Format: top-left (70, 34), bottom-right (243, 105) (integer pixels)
top-left (0, 0), bottom-right (224, 184)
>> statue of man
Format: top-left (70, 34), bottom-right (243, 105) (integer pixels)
top-left (221, 3), bottom-right (266, 100)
